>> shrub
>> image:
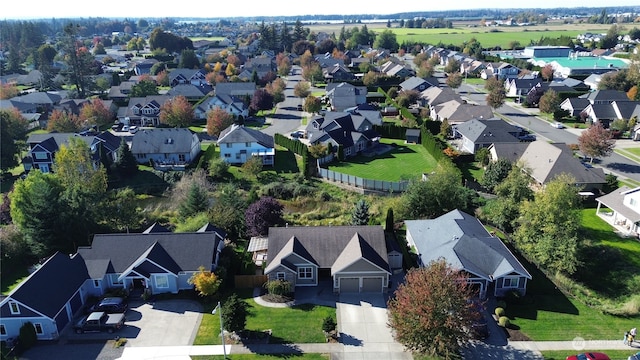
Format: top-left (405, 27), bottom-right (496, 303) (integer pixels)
top-left (496, 300), bottom-right (507, 309)
top-left (114, 337), bottom-right (128, 348)
top-left (495, 307), bottom-right (505, 317)
top-left (18, 322), bottom-right (37, 351)
top-left (264, 279), bottom-right (291, 296)
top-left (498, 316), bottom-right (510, 328)
top-left (322, 316), bottom-right (337, 333)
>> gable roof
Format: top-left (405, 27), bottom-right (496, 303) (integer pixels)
top-left (77, 232), bottom-right (220, 277)
top-left (596, 186), bottom-right (640, 222)
top-left (519, 142), bottom-right (606, 185)
top-left (405, 210), bottom-right (531, 281)
top-left (453, 119), bottom-right (519, 143)
top-left (3, 252), bottom-right (89, 318)
top-left (580, 89), bottom-right (629, 103)
top-left (217, 124), bottom-right (274, 148)
top-left (265, 226), bottom-right (390, 275)
top-left (130, 128), bottom-right (199, 155)
top-left (215, 82), bottom-right (256, 97)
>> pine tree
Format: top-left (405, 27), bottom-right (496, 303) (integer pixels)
top-left (179, 183), bottom-right (209, 219)
top-left (351, 199), bottom-right (370, 225)
top-left (113, 139), bottom-right (138, 176)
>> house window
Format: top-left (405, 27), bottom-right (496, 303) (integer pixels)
top-left (39, 164), bottom-right (50, 173)
top-left (245, 142), bottom-right (251, 147)
top-left (297, 267), bottom-right (313, 279)
top-left (344, 148), bottom-right (352, 156)
top-left (0, 325), bottom-right (6, 335)
top-left (33, 323), bottom-right (43, 335)
top-left (503, 277), bottom-right (519, 288)
top-left (226, 143), bottom-right (232, 148)
top-left (9, 301), bottom-right (20, 315)
top-left (631, 198), bottom-right (637, 207)
top-left (155, 275), bottom-right (169, 288)
top-left (224, 154), bottom-right (231, 158)
top-left (93, 280), bottom-right (100, 288)
top-left (276, 272), bottom-right (286, 281)
top-left (111, 274), bottom-right (123, 286)
top-left (178, 154), bottom-right (186, 162)
top-left (34, 152), bottom-right (48, 160)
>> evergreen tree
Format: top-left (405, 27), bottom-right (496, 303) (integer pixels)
top-left (385, 208), bottom-right (394, 232)
top-left (113, 139), bottom-right (138, 176)
top-left (222, 294), bottom-right (249, 333)
top-left (351, 199), bottom-right (370, 225)
top-left (179, 183), bottom-right (209, 219)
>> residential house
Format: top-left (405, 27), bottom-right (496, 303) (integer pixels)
top-left (166, 84), bottom-right (212, 101)
top-left (133, 59), bottom-right (158, 76)
top-left (130, 128), bottom-right (201, 170)
top-left (169, 68), bottom-right (208, 87)
top-left (490, 141), bottom-right (607, 191)
top-left (118, 95), bottom-right (172, 127)
top-left (217, 124), bottom-right (275, 166)
top-left (405, 209), bottom-right (532, 298)
top-left (481, 62), bottom-right (520, 80)
top-left (215, 82), bottom-right (256, 98)
top-left (305, 112), bottom-right (380, 158)
top-left (581, 100), bottom-right (640, 128)
top-left (399, 76), bottom-right (434, 93)
top-left (460, 58), bottom-right (486, 77)
top-left (77, 224), bottom-right (225, 297)
top-left (504, 77), bottom-right (542, 100)
top-left (0, 99), bottom-right (40, 129)
top-left (583, 73), bottom-right (605, 90)
top-left (325, 82), bottom-right (367, 112)
top-left (23, 133), bottom-right (84, 173)
top-left (0, 252), bottom-right (92, 341)
top-left (633, 123), bottom-right (640, 141)
top-left (580, 89), bottom-right (630, 105)
top-left (419, 86), bottom-right (461, 110)
top-left (379, 60), bottom-right (414, 78)
top-left (560, 97), bottom-right (591, 117)
top-left (237, 56), bottom-right (275, 81)
top-left (453, 119), bottom-right (520, 154)
top-left (264, 226), bottom-right (396, 293)
top-left (199, 94), bottom-right (249, 120)
top-left (596, 186), bottom-right (640, 236)
top-left (431, 100), bottom-right (494, 125)
top-left (322, 63), bottom-right (354, 82)
top-left (11, 91), bottom-right (62, 113)
top-left (107, 80), bottom-right (135, 102)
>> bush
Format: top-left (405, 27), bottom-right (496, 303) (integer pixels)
top-left (495, 307), bottom-right (505, 317)
top-left (264, 279), bottom-right (291, 296)
top-left (496, 300), bottom-right (507, 310)
top-left (18, 322), bottom-right (37, 351)
top-left (498, 316), bottom-right (510, 328)
top-left (322, 316), bottom-right (337, 333)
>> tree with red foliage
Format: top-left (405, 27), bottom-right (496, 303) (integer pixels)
top-left (207, 108), bottom-right (235, 136)
top-left (47, 109), bottom-right (82, 132)
top-left (578, 123), bottom-right (615, 163)
top-left (245, 196), bottom-right (285, 237)
top-left (387, 259), bottom-right (479, 359)
top-left (80, 99), bottom-right (114, 128)
top-left (159, 96), bottom-right (194, 128)
top-left (250, 89), bottom-right (274, 113)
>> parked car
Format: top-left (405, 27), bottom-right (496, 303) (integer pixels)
top-left (73, 311), bottom-right (125, 334)
top-left (88, 297), bottom-right (128, 313)
top-left (629, 352), bottom-right (640, 360)
top-left (566, 352), bottom-right (610, 360)
top-left (122, 125), bottom-right (130, 132)
top-left (551, 122), bottom-right (566, 129)
top-left (518, 134), bottom-right (536, 142)
top-left (290, 130), bottom-right (305, 139)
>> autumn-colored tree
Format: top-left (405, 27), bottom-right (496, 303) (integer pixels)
top-left (0, 83), bottom-right (20, 99)
top-left (388, 259), bottom-right (479, 359)
top-left (299, 50), bottom-right (313, 68)
top-left (486, 87), bottom-right (506, 110)
top-left (226, 54), bottom-right (241, 67)
top-left (578, 123), bottom-right (615, 163)
top-left (627, 85), bottom-right (639, 101)
top-left (250, 89), bottom-right (274, 112)
top-left (207, 108), bottom-right (235, 136)
top-left (47, 109), bottom-right (82, 132)
top-left (241, 155), bottom-right (263, 177)
top-left (445, 72), bottom-right (463, 89)
top-left (244, 196), bottom-right (285, 237)
top-left (213, 62), bottom-right (223, 73)
top-left (484, 76), bottom-right (503, 92)
top-left (539, 89), bottom-right (560, 114)
top-left (417, 62), bottom-right (434, 78)
top-left (304, 95), bottom-right (322, 114)
top-left (159, 96), bottom-right (194, 127)
top-left (156, 70), bottom-right (169, 86)
top-left (302, 63), bottom-right (322, 84)
top-left (188, 266), bottom-right (221, 297)
top-left (541, 64), bottom-right (554, 82)
top-left (362, 71), bottom-right (379, 86)
top-left (294, 81), bottom-right (311, 98)
top-left (225, 63), bottom-right (236, 77)
top-left (80, 98), bottom-right (114, 128)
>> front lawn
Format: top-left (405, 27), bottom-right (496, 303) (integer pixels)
top-left (327, 139), bottom-right (438, 181)
top-left (506, 208), bottom-right (640, 341)
top-left (192, 355), bottom-right (330, 360)
top-left (541, 350), bottom-right (640, 360)
top-left (194, 290), bottom-right (335, 345)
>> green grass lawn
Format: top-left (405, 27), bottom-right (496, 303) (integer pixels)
top-left (327, 139), bottom-right (437, 181)
top-left (1, 267), bottom-right (30, 295)
top-left (615, 148), bottom-right (640, 163)
top-left (507, 208), bottom-right (640, 341)
top-left (191, 355), bottom-right (330, 360)
top-left (194, 290), bottom-right (335, 345)
top-left (541, 350), bottom-right (640, 360)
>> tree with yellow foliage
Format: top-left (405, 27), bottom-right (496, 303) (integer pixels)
top-left (188, 266), bottom-right (221, 297)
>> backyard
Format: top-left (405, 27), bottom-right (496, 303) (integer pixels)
top-left (326, 139), bottom-right (438, 182)
top-left (541, 350), bottom-right (640, 360)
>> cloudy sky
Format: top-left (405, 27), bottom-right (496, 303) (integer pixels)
top-left (3, 0), bottom-right (639, 19)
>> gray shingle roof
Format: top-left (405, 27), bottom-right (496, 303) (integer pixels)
top-left (265, 226), bottom-right (390, 275)
top-left (131, 128), bottom-right (199, 155)
top-left (596, 186), bottom-right (640, 223)
top-left (405, 210), bottom-right (531, 280)
top-left (217, 124), bottom-right (274, 148)
top-left (454, 119), bottom-right (520, 143)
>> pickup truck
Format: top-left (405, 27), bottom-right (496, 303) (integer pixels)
top-left (73, 311), bottom-right (125, 334)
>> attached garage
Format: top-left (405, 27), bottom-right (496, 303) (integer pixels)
top-left (339, 278), bottom-right (360, 293)
top-left (361, 277), bottom-right (383, 293)
top-left (54, 310), bottom-right (70, 333)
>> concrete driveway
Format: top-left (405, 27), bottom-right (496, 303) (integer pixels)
top-left (336, 293), bottom-right (412, 360)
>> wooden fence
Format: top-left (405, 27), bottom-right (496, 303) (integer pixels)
top-left (234, 275), bottom-right (268, 288)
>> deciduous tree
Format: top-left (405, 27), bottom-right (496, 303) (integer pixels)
top-left (250, 89), bottom-right (274, 113)
top-left (80, 98), bottom-right (114, 128)
top-left (0, 109), bottom-right (28, 174)
top-left (245, 196), bottom-right (285, 237)
top-left (188, 266), bottom-right (221, 297)
top-left (388, 259), bottom-right (478, 358)
top-left (294, 81), bottom-right (311, 98)
top-left (130, 79), bottom-right (158, 97)
top-left (160, 95), bottom-right (194, 127)
top-left (304, 95), bottom-right (321, 114)
top-left (486, 87), bottom-right (506, 110)
top-left (481, 158), bottom-right (512, 192)
top-left (207, 108), bottom-right (235, 136)
top-left (539, 89), bottom-right (560, 114)
top-left (47, 109), bottom-right (82, 132)
top-left (241, 155), bottom-right (263, 177)
top-left (578, 123), bottom-right (615, 163)
top-left (445, 72), bottom-right (463, 89)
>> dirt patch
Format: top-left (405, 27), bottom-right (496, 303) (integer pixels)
top-left (506, 327), bottom-right (531, 341)
top-left (260, 294), bottom-right (293, 303)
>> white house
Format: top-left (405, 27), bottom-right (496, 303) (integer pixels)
top-left (217, 124), bottom-right (275, 166)
top-left (596, 186), bottom-right (640, 237)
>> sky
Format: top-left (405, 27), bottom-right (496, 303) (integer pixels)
top-left (3, 0), bottom-right (640, 20)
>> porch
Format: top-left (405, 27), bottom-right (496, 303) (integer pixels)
top-left (595, 205), bottom-right (639, 238)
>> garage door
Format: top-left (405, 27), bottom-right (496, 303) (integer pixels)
top-left (339, 278), bottom-right (360, 293)
top-left (362, 277), bottom-right (383, 293)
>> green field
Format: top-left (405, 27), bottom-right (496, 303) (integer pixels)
top-left (327, 139), bottom-right (437, 182)
top-left (541, 350), bottom-right (640, 360)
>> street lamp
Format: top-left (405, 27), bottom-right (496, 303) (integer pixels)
top-left (212, 301), bottom-right (227, 359)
